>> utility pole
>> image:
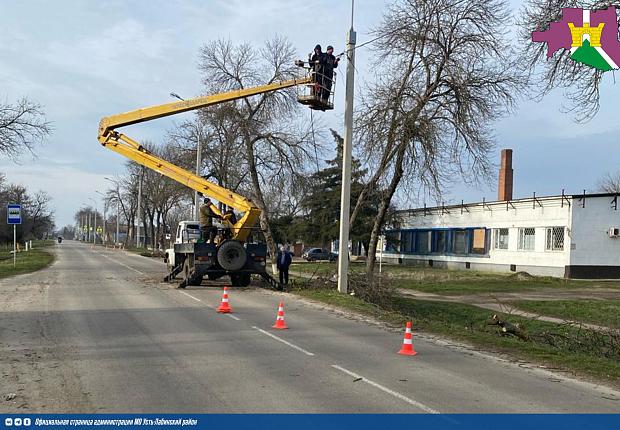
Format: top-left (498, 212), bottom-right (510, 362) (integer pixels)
top-left (136, 168), bottom-right (143, 248)
top-left (96, 191), bottom-right (106, 244)
top-left (104, 177), bottom-right (121, 244)
top-left (337, 0), bottom-right (356, 294)
top-left (195, 128), bottom-right (202, 220)
top-left (89, 197), bottom-right (97, 244)
top-left (116, 200), bottom-right (120, 244)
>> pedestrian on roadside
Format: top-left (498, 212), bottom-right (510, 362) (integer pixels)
top-left (276, 245), bottom-right (293, 287)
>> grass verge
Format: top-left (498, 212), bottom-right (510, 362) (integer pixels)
top-left (0, 246), bottom-right (55, 279)
top-left (511, 300), bottom-right (620, 329)
top-left (288, 263), bottom-right (617, 295)
top-left (293, 285), bottom-right (620, 385)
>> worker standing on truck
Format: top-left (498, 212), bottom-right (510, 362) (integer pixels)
top-left (199, 197), bottom-right (219, 243)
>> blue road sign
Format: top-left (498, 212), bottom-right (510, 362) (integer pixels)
top-left (7, 204), bottom-right (21, 225)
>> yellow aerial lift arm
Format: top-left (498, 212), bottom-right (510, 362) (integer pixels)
top-left (97, 76), bottom-right (312, 242)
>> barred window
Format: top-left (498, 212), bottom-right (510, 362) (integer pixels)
top-left (493, 228), bottom-right (509, 250)
top-left (546, 227), bottom-right (565, 251)
top-left (518, 228), bottom-right (535, 251)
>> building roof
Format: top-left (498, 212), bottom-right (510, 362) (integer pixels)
top-left (396, 191), bottom-right (619, 215)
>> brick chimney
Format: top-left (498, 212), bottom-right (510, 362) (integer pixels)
top-left (498, 149), bottom-right (513, 201)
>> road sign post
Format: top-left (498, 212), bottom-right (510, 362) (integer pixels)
top-left (7, 204), bottom-right (22, 268)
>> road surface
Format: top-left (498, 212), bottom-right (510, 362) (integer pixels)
top-left (0, 241), bottom-right (618, 413)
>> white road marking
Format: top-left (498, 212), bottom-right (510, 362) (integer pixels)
top-left (179, 291), bottom-right (202, 302)
top-left (95, 251), bottom-right (145, 275)
top-left (330, 364), bottom-right (440, 414)
top-left (227, 314), bottom-right (241, 321)
top-left (252, 326), bottom-right (315, 356)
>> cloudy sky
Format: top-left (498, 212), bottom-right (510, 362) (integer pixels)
top-left (1, 0), bottom-right (619, 227)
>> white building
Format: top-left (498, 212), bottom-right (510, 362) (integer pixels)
top-left (381, 151), bottom-right (620, 278)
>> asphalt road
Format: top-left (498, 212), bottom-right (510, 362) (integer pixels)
top-left (1, 241), bottom-right (618, 413)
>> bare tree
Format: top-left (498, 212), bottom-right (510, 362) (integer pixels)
top-left (0, 97), bottom-right (51, 158)
top-left (353, 0), bottom-right (522, 279)
top-left (198, 37), bottom-right (318, 266)
top-left (596, 172), bottom-right (620, 192)
top-left (169, 104), bottom-right (249, 194)
top-left (518, 1), bottom-right (619, 122)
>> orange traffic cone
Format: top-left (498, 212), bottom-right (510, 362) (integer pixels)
top-left (217, 286), bottom-right (233, 313)
top-left (398, 321), bottom-right (418, 356)
top-left (272, 301), bottom-right (288, 329)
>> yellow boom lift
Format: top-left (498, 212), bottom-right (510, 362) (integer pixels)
top-left (98, 63), bottom-right (335, 288)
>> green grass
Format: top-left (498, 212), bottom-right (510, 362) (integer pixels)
top-left (511, 300), bottom-right (620, 329)
top-left (395, 276), bottom-right (593, 295)
top-left (289, 262), bottom-right (605, 295)
top-left (0, 247), bottom-right (54, 279)
top-left (293, 285), bottom-right (620, 384)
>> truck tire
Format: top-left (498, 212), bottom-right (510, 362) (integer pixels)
top-left (217, 241), bottom-right (247, 271)
top-left (179, 259), bottom-right (190, 289)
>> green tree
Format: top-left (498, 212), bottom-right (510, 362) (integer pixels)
top-left (301, 130), bottom-right (378, 253)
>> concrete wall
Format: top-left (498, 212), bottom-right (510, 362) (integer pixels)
top-left (379, 254), bottom-right (566, 277)
top-left (570, 196), bottom-right (620, 266)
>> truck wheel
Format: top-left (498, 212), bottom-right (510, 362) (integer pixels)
top-left (217, 241), bottom-right (247, 271)
top-left (180, 259), bottom-right (192, 289)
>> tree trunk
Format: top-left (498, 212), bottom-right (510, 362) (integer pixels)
top-left (244, 135), bottom-right (278, 270)
top-left (366, 144), bottom-right (406, 280)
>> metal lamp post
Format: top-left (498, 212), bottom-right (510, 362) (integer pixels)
top-left (105, 177), bottom-right (121, 245)
top-left (96, 191), bottom-right (107, 244)
top-left (171, 92), bottom-right (202, 220)
top-left (81, 203), bottom-right (90, 241)
top-left (136, 169), bottom-right (143, 248)
top-left (88, 197), bottom-right (98, 244)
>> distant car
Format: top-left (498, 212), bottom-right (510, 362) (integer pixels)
top-left (302, 247), bottom-right (337, 262)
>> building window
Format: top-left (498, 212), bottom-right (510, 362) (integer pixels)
top-left (432, 230), bottom-right (448, 253)
top-left (415, 231), bottom-right (430, 254)
top-left (472, 228), bottom-right (487, 255)
top-left (385, 231), bottom-right (400, 252)
top-left (452, 230), bottom-right (469, 254)
top-left (518, 228), bottom-right (536, 251)
top-left (401, 231), bottom-right (413, 254)
top-left (546, 227), bottom-right (565, 251)
top-left (493, 228), bottom-right (509, 250)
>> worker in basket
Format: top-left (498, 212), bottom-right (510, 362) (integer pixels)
top-left (321, 45), bottom-right (339, 102)
top-left (309, 44), bottom-right (324, 99)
